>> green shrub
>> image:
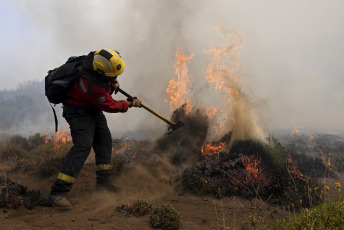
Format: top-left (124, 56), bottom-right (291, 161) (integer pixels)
top-left (150, 204), bottom-right (180, 230)
top-left (111, 155), bottom-right (127, 175)
top-left (268, 195), bottom-right (344, 230)
top-left (182, 168), bottom-right (209, 195)
top-left (264, 138), bottom-right (286, 173)
top-left (132, 200), bottom-right (151, 216)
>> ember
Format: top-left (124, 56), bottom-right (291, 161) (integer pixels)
top-left (287, 153), bottom-right (308, 182)
top-left (242, 155), bottom-right (270, 187)
top-left (183, 137), bottom-right (322, 208)
top-left (201, 141), bottom-right (227, 157)
top-left (0, 176), bottom-right (50, 209)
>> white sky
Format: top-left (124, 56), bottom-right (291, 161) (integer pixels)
top-left (1, 0), bottom-right (344, 135)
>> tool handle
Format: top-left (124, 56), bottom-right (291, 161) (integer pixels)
top-left (117, 87), bottom-right (132, 98)
top-left (117, 87), bottom-right (176, 126)
top-left (140, 103), bottom-right (176, 126)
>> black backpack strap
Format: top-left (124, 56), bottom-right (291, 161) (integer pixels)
top-left (49, 102), bottom-right (58, 132)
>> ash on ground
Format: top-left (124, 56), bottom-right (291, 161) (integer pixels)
top-left (0, 176), bottom-right (50, 209)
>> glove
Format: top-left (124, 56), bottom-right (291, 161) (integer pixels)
top-left (127, 97), bottom-right (142, 108)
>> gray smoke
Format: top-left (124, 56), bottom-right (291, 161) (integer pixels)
top-left (1, 0), bottom-right (344, 138)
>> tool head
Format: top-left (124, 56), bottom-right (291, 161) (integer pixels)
top-left (167, 121), bottom-right (185, 134)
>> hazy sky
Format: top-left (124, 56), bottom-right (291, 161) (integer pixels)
top-left (1, 0), bottom-right (344, 136)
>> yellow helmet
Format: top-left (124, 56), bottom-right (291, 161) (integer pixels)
top-left (93, 49), bottom-right (125, 77)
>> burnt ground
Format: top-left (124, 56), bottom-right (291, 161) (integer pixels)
top-left (1, 114), bottom-right (344, 230)
top-left (1, 160), bottom-right (343, 230)
top-left (0, 159), bottom-right (291, 230)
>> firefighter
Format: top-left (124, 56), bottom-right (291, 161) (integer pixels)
top-left (49, 49), bottom-right (141, 209)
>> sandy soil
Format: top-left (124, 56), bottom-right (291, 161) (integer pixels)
top-left (0, 161), bottom-right (289, 230)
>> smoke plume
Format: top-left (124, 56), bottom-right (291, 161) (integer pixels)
top-left (1, 0), bottom-right (344, 137)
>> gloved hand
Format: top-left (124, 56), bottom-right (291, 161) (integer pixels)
top-left (127, 97), bottom-right (142, 108)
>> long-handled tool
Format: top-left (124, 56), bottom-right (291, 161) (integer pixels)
top-left (117, 87), bottom-right (184, 133)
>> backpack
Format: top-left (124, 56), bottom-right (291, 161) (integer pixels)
top-left (45, 55), bottom-right (86, 131)
top-left (45, 56), bottom-right (85, 104)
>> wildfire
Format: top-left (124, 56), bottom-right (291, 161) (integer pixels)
top-left (241, 155), bottom-right (270, 186)
top-left (164, 26), bottom-right (265, 150)
top-left (112, 139), bottom-right (142, 160)
top-left (287, 154), bottom-right (308, 182)
top-left (41, 129), bottom-right (72, 149)
top-left (203, 26), bottom-right (266, 143)
top-left (131, 151), bottom-right (138, 159)
top-left (308, 135), bottom-right (318, 143)
top-left (307, 135), bottom-right (333, 172)
top-left (201, 141), bottom-right (228, 157)
top-left (166, 49), bottom-right (194, 112)
top-left (292, 126), bottom-right (303, 135)
top-left (205, 106), bottom-right (218, 118)
top-left (54, 129), bottom-right (72, 145)
top-left (114, 140), bottom-right (134, 154)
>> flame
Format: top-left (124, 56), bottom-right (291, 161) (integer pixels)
top-left (205, 106), bottom-right (218, 118)
top-left (164, 26), bottom-right (265, 148)
top-left (54, 129), bottom-right (72, 144)
top-left (308, 135), bottom-right (318, 143)
top-left (52, 129), bottom-right (72, 151)
top-left (241, 155), bottom-right (270, 186)
top-left (203, 26), bottom-right (266, 144)
top-left (292, 126), bottom-right (303, 135)
top-left (287, 154), bottom-right (308, 182)
top-left (201, 141), bottom-right (228, 156)
top-left (307, 135), bottom-right (333, 174)
top-left (166, 49), bottom-right (194, 112)
top-left (114, 139), bottom-right (135, 155)
top-left (184, 103), bottom-right (193, 114)
top-left (131, 151), bottom-right (138, 159)
top-left (41, 132), bottom-right (49, 144)
top-left (41, 129), bottom-right (72, 149)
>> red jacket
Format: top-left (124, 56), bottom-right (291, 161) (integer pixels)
top-left (65, 77), bottom-right (128, 113)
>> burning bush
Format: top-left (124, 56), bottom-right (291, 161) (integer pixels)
top-left (154, 104), bottom-right (209, 166)
top-left (183, 137), bottom-right (323, 208)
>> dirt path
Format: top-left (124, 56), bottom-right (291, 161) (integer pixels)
top-left (0, 163), bottom-right (288, 230)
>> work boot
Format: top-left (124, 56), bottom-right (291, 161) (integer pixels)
top-left (96, 170), bottom-right (117, 192)
top-left (96, 180), bottom-right (118, 192)
top-left (49, 194), bottom-right (72, 210)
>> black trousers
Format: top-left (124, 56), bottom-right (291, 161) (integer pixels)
top-left (50, 107), bottom-right (113, 195)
